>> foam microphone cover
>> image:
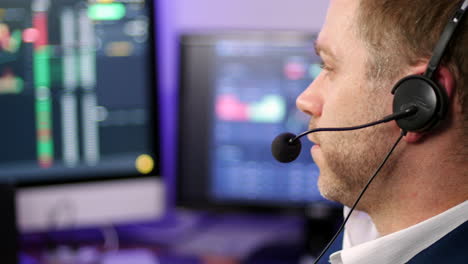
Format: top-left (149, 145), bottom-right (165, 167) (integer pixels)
top-left (271, 132), bottom-right (302, 163)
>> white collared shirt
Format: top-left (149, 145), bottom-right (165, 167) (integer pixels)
top-left (329, 200), bottom-right (468, 264)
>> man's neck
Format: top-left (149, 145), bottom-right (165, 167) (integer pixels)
top-left (363, 150), bottom-right (468, 236)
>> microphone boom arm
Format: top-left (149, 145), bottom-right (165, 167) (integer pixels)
top-left (290, 106), bottom-right (417, 143)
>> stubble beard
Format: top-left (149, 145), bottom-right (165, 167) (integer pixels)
top-left (316, 91), bottom-right (397, 210)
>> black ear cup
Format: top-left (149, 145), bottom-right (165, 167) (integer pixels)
top-left (391, 75), bottom-right (448, 132)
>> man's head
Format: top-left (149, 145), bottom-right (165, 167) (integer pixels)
top-left (357, 0), bottom-right (468, 123)
top-left (297, 0), bottom-right (468, 210)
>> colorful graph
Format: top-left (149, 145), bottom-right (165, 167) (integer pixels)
top-left (216, 94), bottom-right (286, 123)
top-left (0, 23), bottom-right (22, 54)
top-left (33, 11), bottom-right (54, 168)
top-left (0, 69), bottom-right (23, 94)
top-left (284, 60), bottom-right (306, 80)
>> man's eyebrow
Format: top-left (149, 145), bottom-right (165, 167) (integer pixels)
top-left (314, 41), bottom-right (338, 61)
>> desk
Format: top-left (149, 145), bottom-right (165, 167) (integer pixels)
top-left (21, 210), bottom-right (305, 264)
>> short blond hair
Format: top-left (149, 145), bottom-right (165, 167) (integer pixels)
top-left (357, 0), bottom-right (468, 120)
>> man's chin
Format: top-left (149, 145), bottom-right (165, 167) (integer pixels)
top-left (317, 173), bottom-right (339, 201)
top-left (317, 172), bottom-right (354, 206)
top-left (318, 187), bottom-right (342, 204)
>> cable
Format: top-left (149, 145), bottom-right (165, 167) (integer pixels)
top-left (312, 130), bottom-right (406, 264)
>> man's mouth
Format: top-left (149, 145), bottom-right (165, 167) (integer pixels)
top-left (307, 126), bottom-right (320, 145)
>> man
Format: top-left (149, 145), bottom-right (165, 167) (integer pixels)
top-left (296, 0), bottom-right (468, 263)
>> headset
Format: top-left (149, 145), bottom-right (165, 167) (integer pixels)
top-left (271, 1), bottom-right (468, 263)
top-left (392, 0), bottom-right (468, 133)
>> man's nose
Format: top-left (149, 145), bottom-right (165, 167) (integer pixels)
top-left (296, 79), bottom-right (323, 117)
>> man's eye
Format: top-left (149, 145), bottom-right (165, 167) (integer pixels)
top-left (319, 61), bottom-right (333, 72)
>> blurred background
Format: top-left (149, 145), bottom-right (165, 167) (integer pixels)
top-left (0, 0), bottom-right (344, 263)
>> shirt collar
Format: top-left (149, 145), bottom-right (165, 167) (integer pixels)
top-left (330, 200), bottom-right (468, 264)
top-left (341, 207), bottom-right (379, 249)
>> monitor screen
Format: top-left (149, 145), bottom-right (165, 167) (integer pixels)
top-left (178, 32), bottom-right (325, 209)
top-left (0, 0), bottom-right (159, 185)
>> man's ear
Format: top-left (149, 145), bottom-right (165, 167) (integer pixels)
top-left (402, 65), bottom-right (455, 143)
top-left (434, 66), bottom-right (456, 98)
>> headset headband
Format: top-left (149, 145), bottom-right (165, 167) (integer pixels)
top-left (425, 0), bottom-right (468, 79)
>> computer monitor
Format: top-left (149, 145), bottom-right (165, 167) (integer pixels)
top-left (0, 0), bottom-right (163, 231)
top-left (177, 32), bottom-right (328, 210)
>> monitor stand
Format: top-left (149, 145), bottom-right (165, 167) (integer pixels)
top-left (0, 182), bottom-right (18, 264)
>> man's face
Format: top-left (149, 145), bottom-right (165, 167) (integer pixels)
top-left (296, 0), bottom-right (397, 207)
